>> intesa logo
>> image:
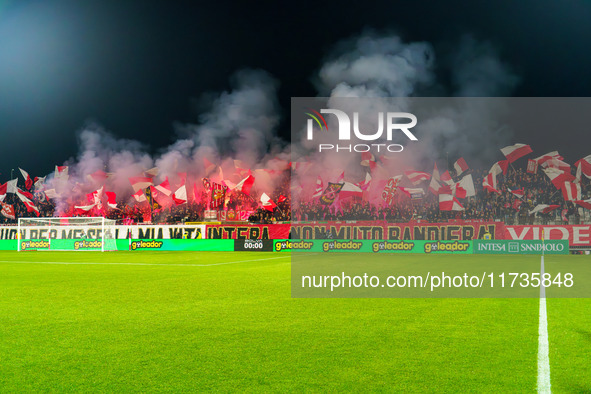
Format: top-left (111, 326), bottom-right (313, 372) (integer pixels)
top-left (305, 108), bottom-right (417, 153)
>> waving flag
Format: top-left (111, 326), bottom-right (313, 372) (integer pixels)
top-left (501, 143), bottom-right (532, 162)
top-left (575, 155), bottom-right (591, 179)
top-left (360, 152), bottom-right (376, 169)
top-left (278, 195), bottom-right (287, 203)
top-left (440, 170), bottom-right (454, 186)
top-left (429, 163), bottom-right (441, 195)
top-left (439, 193), bottom-right (464, 211)
top-left (55, 166), bottom-right (69, 179)
top-left (491, 160), bottom-right (509, 176)
top-left (454, 174), bottom-right (475, 199)
top-left (132, 189), bottom-right (147, 203)
top-left (404, 170), bottom-right (431, 185)
top-left (483, 172), bottom-right (500, 194)
top-left (105, 191), bottom-right (117, 209)
top-left (541, 157), bottom-right (571, 172)
top-left (543, 167), bottom-right (575, 189)
top-left (534, 151), bottom-right (563, 165)
top-left (312, 176), bottom-right (324, 198)
top-left (155, 177), bottom-right (172, 196)
top-left (129, 176), bottom-right (153, 192)
top-left (74, 204), bottom-right (96, 215)
top-left (19, 168), bottom-right (33, 190)
top-left (355, 172), bottom-right (372, 191)
top-left (399, 187), bottom-right (425, 199)
top-left (0, 182), bottom-right (7, 202)
top-left (574, 198), bottom-right (591, 210)
top-left (233, 174), bottom-right (255, 195)
top-left (16, 188), bottom-right (39, 216)
top-left (260, 193), bottom-right (277, 211)
top-left (529, 204), bottom-right (560, 215)
top-left (509, 188), bottom-right (525, 199)
top-left (453, 158), bottom-right (469, 176)
top-left (561, 181), bottom-right (581, 201)
top-left (339, 182), bottom-right (363, 199)
top-left (336, 171), bottom-right (345, 183)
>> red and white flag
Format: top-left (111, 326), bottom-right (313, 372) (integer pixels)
top-left (155, 177), bottom-right (172, 196)
top-left (0, 202), bottom-right (15, 220)
top-left (144, 167), bottom-right (159, 177)
top-left (74, 204), bottom-right (95, 215)
top-left (312, 176), bottom-right (324, 198)
top-left (16, 188), bottom-right (39, 216)
top-left (543, 167), bottom-right (575, 189)
top-left (0, 182), bottom-right (7, 202)
top-left (19, 168), bottom-right (33, 190)
top-left (534, 151), bottom-right (563, 165)
top-left (429, 163), bottom-right (441, 195)
top-left (339, 182), bottom-right (364, 199)
top-left (132, 189), bottom-right (147, 203)
top-left (490, 160), bottom-right (509, 176)
top-left (509, 188), bottom-right (524, 199)
top-left (105, 191), bottom-right (117, 209)
top-left (561, 181), bottom-right (581, 201)
top-left (360, 152), bottom-right (376, 169)
top-left (453, 158), bottom-right (469, 176)
top-left (501, 143), bottom-right (532, 163)
top-left (482, 172), bottom-right (500, 194)
top-left (278, 195), bottom-right (287, 203)
top-left (454, 174), bottom-right (475, 199)
top-left (574, 198), bottom-right (591, 210)
top-left (439, 193), bottom-right (464, 211)
top-left (529, 204), bottom-right (560, 215)
top-left (233, 174), bottom-right (255, 195)
top-left (129, 176), bottom-right (153, 192)
top-left (260, 193), bottom-right (276, 211)
top-left (440, 170), bottom-right (454, 186)
top-left (404, 170), bottom-right (431, 185)
top-left (172, 184), bottom-right (187, 205)
top-left (336, 171), bottom-right (345, 183)
top-left (55, 165), bottom-right (69, 179)
top-left (355, 172), bottom-right (372, 191)
top-left (574, 155), bottom-right (591, 179)
top-left (399, 187), bottom-right (425, 199)
top-left (34, 176), bottom-right (46, 191)
top-left (382, 175), bottom-right (402, 206)
top-left (541, 157), bottom-right (570, 172)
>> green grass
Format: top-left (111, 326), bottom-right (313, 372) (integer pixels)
top-left (0, 251), bottom-right (588, 392)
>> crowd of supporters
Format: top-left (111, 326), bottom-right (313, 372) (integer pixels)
top-left (1, 166), bottom-right (589, 225)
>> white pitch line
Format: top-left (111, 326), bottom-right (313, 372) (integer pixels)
top-left (0, 255), bottom-right (290, 267)
top-left (537, 255), bottom-right (551, 393)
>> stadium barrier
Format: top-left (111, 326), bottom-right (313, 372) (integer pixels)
top-left (273, 239), bottom-right (473, 254)
top-left (275, 239), bottom-right (567, 254)
top-left (206, 224), bottom-right (290, 239)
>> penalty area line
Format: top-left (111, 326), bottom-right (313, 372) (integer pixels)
top-left (0, 255), bottom-right (290, 267)
top-left (537, 254), bottom-right (551, 393)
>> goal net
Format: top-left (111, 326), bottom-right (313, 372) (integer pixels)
top-left (17, 217), bottom-right (118, 252)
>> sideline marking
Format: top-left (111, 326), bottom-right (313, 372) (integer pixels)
top-left (537, 255), bottom-right (551, 393)
top-left (0, 256), bottom-right (290, 267)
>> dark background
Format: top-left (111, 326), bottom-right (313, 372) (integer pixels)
top-left (0, 0), bottom-right (590, 176)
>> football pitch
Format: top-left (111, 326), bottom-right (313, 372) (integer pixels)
top-left (0, 251), bottom-right (590, 392)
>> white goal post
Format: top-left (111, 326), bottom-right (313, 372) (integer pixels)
top-left (17, 217), bottom-right (118, 252)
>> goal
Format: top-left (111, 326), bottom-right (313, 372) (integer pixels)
top-left (17, 217), bottom-right (118, 252)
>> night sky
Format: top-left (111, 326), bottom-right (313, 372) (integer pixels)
top-left (1, 0), bottom-right (590, 177)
